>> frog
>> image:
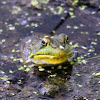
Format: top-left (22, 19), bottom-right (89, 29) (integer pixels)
top-left (21, 34), bottom-right (75, 66)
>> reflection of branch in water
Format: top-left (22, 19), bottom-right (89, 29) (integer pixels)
top-left (50, 13), bottom-right (70, 36)
top-left (84, 55), bottom-right (100, 60)
top-left (50, 1), bottom-right (92, 36)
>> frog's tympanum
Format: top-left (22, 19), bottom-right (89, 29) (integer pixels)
top-left (21, 34), bottom-right (74, 66)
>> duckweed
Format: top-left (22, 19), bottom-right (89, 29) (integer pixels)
top-left (38, 67), bottom-right (45, 71)
top-left (74, 26), bottom-right (79, 29)
top-left (97, 32), bottom-right (100, 35)
top-left (57, 6), bottom-right (64, 15)
top-left (9, 70), bottom-right (14, 73)
top-left (2, 39), bottom-right (6, 43)
top-left (0, 29), bottom-right (3, 33)
top-left (77, 84), bottom-right (83, 87)
top-left (33, 91), bottom-right (38, 95)
top-left (48, 74), bottom-right (57, 78)
top-left (25, 68), bottom-right (30, 72)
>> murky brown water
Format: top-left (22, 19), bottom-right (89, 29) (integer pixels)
top-left (0, 0), bottom-right (100, 99)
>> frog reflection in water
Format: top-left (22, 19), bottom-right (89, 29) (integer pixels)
top-left (21, 34), bottom-right (75, 66)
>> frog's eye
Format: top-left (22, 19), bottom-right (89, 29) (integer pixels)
top-left (42, 40), bottom-right (45, 44)
top-left (67, 36), bottom-right (69, 41)
top-left (42, 40), bottom-right (47, 45)
top-left (65, 36), bottom-right (69, 43)
top-left (42, 38), bottom-right (51, 46)
top-left (42, 39), bottom-right (49, 46)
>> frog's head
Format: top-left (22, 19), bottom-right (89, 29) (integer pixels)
top-left (30, 34), bottom-right (74, 66)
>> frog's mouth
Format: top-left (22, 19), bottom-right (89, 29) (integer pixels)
top-left (30, 46), bottom-right (73, 65)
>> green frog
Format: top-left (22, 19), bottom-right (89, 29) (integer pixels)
top-left (21, 34), bottom-right (75, 66)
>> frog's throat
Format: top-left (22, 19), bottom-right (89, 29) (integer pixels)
top-left (30, 50), bottom-right (73, 65)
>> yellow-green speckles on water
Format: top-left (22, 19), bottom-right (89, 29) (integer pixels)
top-left (48, 73), bottom-right (57, 78)
top-left (0, 39), bottom-right (6, 44)
top-left (66, 25), bottom-right (71, 28)
top-left (69, 11), bottom-right (74, 16)
top-left (71, 43), bottom-right (79, 48)
top-left (58, 65), bottom-right (62, 69)
top-left (38, 66), bottom-right (45, 71)
top-left (17, 80), bottom-right (22, 84)
top-left (6, 81), bottom-right (10, 84)
top-left (69, 8), bottom-right (74, 17)
top-left (70, 61), bottom-right (75, 65)
top-left (81, 46), bottom-right (87, 50)
top-left (63, 67), bottom-right (67, 69)
top-left (0, 29), bottom-right (3, 33)
top-left (15, 23), bottom-right (19, 25)
top-left (25, 68), bottom-right (30, 72)
top-left (69, 8), bottom-right (74, 11)
top-left (10, 56), bottom-right (14, 59)
top-left (49, 5), bottom-right (64, 15)
top-left (98, 81), bottom-right (100, 83)
top-left (72, 0), bottom-right (79, 5)
top-left (88, 49), bottom-right (94, 52)
top-left (29, 64), bottom-right (34, 68)
top-left (81, 60), bottom-right (87, 64)
top-left (0, 70), bottom-right (5, 74)
top-left (91, 42), bottom-right (97, 45)
top-left (11, 56), bottom-right (24, 63)
top-left (71, 15), bottom-right (76, 18)
top-left (25, 13), bottom-right (29, 16)
top-left (33, 91), bottom-right (38, 95)
top-left (57, 6), bottom-right (64, 15)
top-left (37, 13), bottom-right (41, 16)
top-left (79, 5), bottom-right (87, 10)
top-left (81, 32), bottom-right (84, 34)
top-left (15, 44), bottom-right (19, 46)
top-left (42, 0), bottom-right (49, 4)
top-left (92, 72), bottom-right (100, 76)
top-left (9, 70), bottom-right (14, 73)
top-left (12, 49), bottom-right (15, 52)
top-left (11, 6), bottom-right (22, 14)
top-left (51, 66), bottom-right (54, 69)
top-left (8, 24), bottom-right (15, 30)
top-left (25, 24), bottom-right (30, 28)
top-left (97, 32), bottom-right (100, 35)
top-left (76, 73), bottom-right (80, 76)
top-left (74, 26), bottom-right (79, 29)
top-left (0, 75), bottom-right (8, 80)
top-left (16, 50), bottom-right (20, 52)
top-left (77, 84), bottom-right (83, 87)
top-left (31, 0), bottom-right (41, 9)
top-left (24, 65), bottom-right (27, 68)
top-left (2, 39), bottom-right (6, 43)
top-left (80, 24), bottom-right (84, 27)
top-left (5, 22), bottom-right (8, 25)
top-left (18, 65), bottom-right (25, 70)
top-left (77, 56), bottom-right (87, 64)
top-left (9, 26), bottom-right (15, 30)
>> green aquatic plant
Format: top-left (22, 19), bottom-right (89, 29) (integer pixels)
top-left (31, 0), bottom-right (49, 9)
top-left (72, 0), bottom-right (79, 6)
top-left (84, 56), bottom-right (100, 61)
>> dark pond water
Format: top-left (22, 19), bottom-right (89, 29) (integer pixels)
top-left (0, 0), bottom-right (100, 100)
